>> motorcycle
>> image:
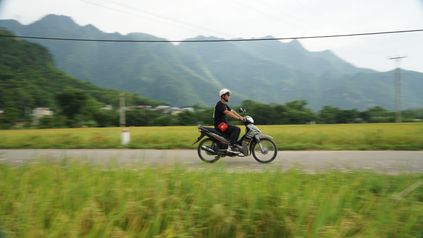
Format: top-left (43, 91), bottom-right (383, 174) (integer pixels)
top-left (193, 108), bottom-right (278, 163)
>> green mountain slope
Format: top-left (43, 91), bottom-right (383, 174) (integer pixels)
top-left (0, 15), bottom-right (227, 106)
top-left (0, 29), bottom-right (158, 121)
top-left (1, 15), bottom-right (423, 109)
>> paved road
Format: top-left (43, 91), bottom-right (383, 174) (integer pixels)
top-left (0, 149), bottom-right (422, 173)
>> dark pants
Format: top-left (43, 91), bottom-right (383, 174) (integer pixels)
top-left (225, 125), bottom-right (241, 145)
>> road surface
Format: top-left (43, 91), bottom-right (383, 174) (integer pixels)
top-left (1, 149), bottom-right (422, 173)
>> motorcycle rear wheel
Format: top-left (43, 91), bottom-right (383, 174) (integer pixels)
top-left (252, 138), bottom-right (278, 163)
top-left (198, 138), bottom-right (221, 163)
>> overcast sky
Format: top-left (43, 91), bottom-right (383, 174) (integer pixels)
top-left (1, 0), bottom-right (423, 73)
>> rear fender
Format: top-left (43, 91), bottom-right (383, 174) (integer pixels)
top-left (193, 133), bottom-right (206, 145)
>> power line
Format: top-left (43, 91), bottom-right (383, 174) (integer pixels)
top-left (1, 28), bottom-right (423, 43)
top-left (81, 0), bottom-right (234, 38)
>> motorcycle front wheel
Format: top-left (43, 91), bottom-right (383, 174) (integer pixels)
top-left (252, 138), bottom-right (278, 163)
top-left (197, 138), bottom-right (221, 163)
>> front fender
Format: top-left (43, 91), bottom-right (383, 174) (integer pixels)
top-left (249, 133), bottom-right (273, 153)
top-left (256, 133), bottom-right (273, 140)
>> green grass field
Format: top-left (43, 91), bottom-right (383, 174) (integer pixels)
top-left (1, 123), bottom-right (423, 150)
top-left (0, 163), bottom-right (422, 237)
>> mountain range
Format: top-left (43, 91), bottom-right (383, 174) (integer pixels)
top-left (1, 14), bottom-right (422, 110)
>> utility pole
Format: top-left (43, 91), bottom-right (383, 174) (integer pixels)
top-left (119, 93), bottom-right (130, 145)
top-left (389, 56), bottom-right (406, 123)
top-left (119, 93), bottom-right (126, 127)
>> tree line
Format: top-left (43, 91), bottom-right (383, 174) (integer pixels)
top-left (1, 92), bottom-right (422, 129)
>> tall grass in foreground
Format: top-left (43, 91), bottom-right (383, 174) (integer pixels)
top-left (0, 163), bottom-right (422, 237)
top-left (0, 123), bottom-right (423, 150)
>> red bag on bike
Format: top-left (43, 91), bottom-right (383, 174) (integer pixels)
top-left (217, 122), bottom-right (228, 132)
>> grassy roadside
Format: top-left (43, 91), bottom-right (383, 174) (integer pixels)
top-left (0, 123), bottom-right (422, 150)
top-left (0, 163), bottom-right (422, 237)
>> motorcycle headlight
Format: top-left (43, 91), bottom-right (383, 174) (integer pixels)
top-left (246, 116), bottom-right (254, 124)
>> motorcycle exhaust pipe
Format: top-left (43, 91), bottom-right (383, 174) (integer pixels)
top-left (201, 145), bottom-right (216, 154)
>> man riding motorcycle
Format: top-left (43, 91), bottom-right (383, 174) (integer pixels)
top-left (195, 89), bottom-right (278, 163)
top-left (214, 88), bottom-right (245, 153)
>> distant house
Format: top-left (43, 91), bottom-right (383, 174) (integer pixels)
top-left (124, 105), bottom-right (195, 115)
top-left (170, 107), bottom-right (195, 115)
top-left (155, 105), bottom-right (171, 112)
top-left (170, 107), bottom-right (184, 116)
top-left (101, 105), bottom-right (113, 110)
top-left (139, 105), bottom-right (152, 110)
top-left (153, 105), bottom-right (195, 115)
top-left (129, 105), bottom-right (152, 110)
top-left (182, 107), bottom-right (195, 113)
top-left (32, 107), bottom-right (54, 120)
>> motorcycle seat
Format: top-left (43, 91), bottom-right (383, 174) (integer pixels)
top-left (198, 126), bottom-right (228, 138)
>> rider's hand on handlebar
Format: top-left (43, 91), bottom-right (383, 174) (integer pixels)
top-left (240, 116), bottom-right (246, 122)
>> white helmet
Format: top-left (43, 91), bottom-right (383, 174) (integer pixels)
top-left (219, 88), bottom-right (231, 97)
